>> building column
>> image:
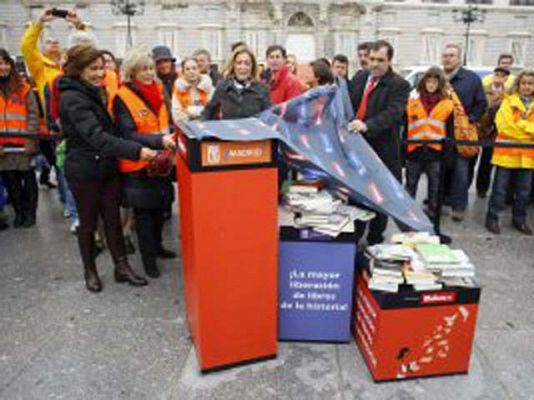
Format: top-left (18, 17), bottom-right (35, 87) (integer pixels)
top-left (225, 1), bottom-right (241, 50)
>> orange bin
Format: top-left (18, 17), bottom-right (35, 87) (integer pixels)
top-left (176, 132), bottom-right (278, 372)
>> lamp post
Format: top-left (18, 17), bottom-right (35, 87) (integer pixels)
top-left (110, 0), bottom-right (145, 49)
top-left (453, 3), bottom-right (486, 66)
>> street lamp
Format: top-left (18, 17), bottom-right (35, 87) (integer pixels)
top-left (452, 3), bottom-right (486, 66)
top-left (110, 0), bottom-right (145, 49)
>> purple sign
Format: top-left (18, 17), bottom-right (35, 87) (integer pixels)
top-left (279, 241), bottom-right (356, 342)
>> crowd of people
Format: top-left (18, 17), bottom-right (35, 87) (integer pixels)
top-left (1, 8), bottom-right (533, 292)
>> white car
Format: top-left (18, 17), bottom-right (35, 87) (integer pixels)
top-left (399, 65), bottom-right (494, 88)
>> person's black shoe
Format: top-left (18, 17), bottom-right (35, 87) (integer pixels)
top-left (477, 191), bottom-right (487, 199)
top-left (143, 256), bottom-right (161, 278)
top-left (22, 213), bottom-right (36, 228)
top-left (13, 213), bottom-right (25, 228)
top-left (0, 218), bottom-right (8, 231)
top-left (124, 236), bottom-right (136, 255)
top-left (157, 247), bottom-right (177, 259)
top-left (485, 220), bottom-right (501, 235)
top-left (513, 221), bottom-right (533, 236)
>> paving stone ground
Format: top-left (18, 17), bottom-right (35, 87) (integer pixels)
top-left (1, 184), bottom-right (533, 400)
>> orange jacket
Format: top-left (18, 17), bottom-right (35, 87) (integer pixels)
top-left (116, 85), bottom-right (170, 173)
top-left (0, 82), bottom-right (32, 146)
top-left (406, 91), bottom-right (454, 153)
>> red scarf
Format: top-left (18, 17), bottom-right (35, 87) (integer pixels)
top-left (133, 80), bottom-right (163, 114)
top-left (419, 91), bottom-right (441, 115)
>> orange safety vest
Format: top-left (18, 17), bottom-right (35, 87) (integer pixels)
top-left (0, 82), bottom-right (31, 146)
top-left (172, 84), bottom-right (210, 110)
top-left (406, 92), bottom-right (454, 153)
top-left (116, 84), bottom-right (170, 173)
top-left (104, 69), bottom-right (120, 114)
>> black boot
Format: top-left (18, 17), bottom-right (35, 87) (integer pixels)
top-left (124, 236), bottom-right (136, 255)
top-left (114, 257), bottom-right (148, 286)
top-left (157, 246), bottom-right (177, 259)
top-left (22, 211), bottom-right (36, 228)
top-left (142, 255), bottom-right (160, 278)
top-left (84, 265), bottom-right (103, 293)
top-left (78, 230), bottom-right (102, 292)
top-left (0, 217), bottom-right (8, 231)
top-left (13, 213), bottom-right (24, 228)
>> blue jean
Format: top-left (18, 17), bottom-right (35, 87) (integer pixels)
top-left (56, 165), bottom-right (67, 204)
top-left (487, 167), bottom-right (533, 225)
top-left (56, 167), bottom-right (78, 223)
top-left (450, 156), bottom-right (475, 212)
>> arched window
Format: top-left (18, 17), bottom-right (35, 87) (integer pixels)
top-left (287, 12), bottom-right (314, 28)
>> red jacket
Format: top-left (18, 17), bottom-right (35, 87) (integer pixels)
top-left (269, 65), bottom-right (304, 105)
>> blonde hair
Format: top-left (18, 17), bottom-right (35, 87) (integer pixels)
top-left (221, 46), bottom-right (258, 80)
top-left (510, 69), bottom-right (534, 95)
top-left (121, 46), bottom-right (154, 82)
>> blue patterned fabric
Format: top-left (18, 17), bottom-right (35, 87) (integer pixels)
top-left (178, 85), bottom-right (433, 232)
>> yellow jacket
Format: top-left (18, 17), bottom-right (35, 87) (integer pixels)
top-left (20, 22), bottom-right (62, 109)
top-left (492, 93), bottom-right (534, 169)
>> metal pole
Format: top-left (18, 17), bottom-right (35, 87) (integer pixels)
top-left (126, 0), bottom-right (133, 49)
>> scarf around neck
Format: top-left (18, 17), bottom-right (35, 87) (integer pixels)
top-left (133, 80), bottom-right (163, 114)
top-left (420, 91), bottom-right (442, 115)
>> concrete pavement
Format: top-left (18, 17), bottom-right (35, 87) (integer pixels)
top-left (1, 187), bottom-right (533, 400)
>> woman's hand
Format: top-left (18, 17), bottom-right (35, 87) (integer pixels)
top-left (140, 147), bottom-right (157, 161)
top-left (162, 134), bottom-right (176, 151)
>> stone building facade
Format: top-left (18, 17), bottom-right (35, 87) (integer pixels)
top-left (1, 0), bottom-right (534, 70)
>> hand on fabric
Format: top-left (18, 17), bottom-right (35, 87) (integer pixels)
top-left (349, 119), bottom-right (368, 133)
top-left (140, 147), bottom-right (158, 161)
top-left (162, 134), bottom-right (176, 151)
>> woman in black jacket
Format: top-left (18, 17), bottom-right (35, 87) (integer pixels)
top-left (202, 46), bottom-right (271, 120)
top-left (113, 47), bottom-right (177, 279)
top-left (59, 45), bottom-right (156, 293)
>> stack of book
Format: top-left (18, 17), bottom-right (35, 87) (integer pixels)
top-left (363, 240), bottom-right (478, 292)
top-left (280, 184), bottom-right (375, 237)
top-left (365, 245), bottom-right (416, 293)
top-left (415, 244), bottom-right (477, 288)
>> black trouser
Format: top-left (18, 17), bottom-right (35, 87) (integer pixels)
top-left (476, 146), bottom-right (494, 195)
top-left (162, 177), bottom-right (175, 217)
top-left (1, 170), bottom-right (38, 218)
top-left (69, 177), bottom-right (126, 270)
top-left (133, 207), bottom-right (164, 261)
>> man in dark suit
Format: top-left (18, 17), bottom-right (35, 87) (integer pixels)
top-left (348, 40), bottom-right (410, 245)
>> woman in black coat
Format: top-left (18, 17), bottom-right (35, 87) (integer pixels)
top-left (113, 47), bottom-right (177, 279)
top-left (202, 46), bottom-right (271, 120)
top-left (59, 45), bottom-right (156, 293)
